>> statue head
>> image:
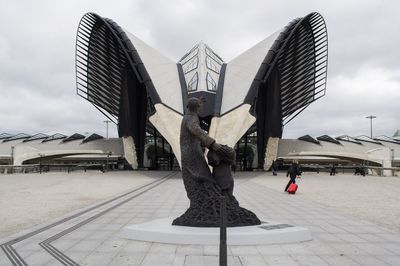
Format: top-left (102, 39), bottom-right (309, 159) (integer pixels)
top-left (207, 145), bottom-right (236, 166)
top-left (186, 97), bottom-right (202, 114)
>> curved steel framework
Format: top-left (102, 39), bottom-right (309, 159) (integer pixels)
top-left (76, 13), bottom-right (124, 124)
top-left (75, 13), bottom-right (162, 167)
top-left (279, 12), bottom-right (328, 124)
top-left (243, 12), bottom-right (328, 167)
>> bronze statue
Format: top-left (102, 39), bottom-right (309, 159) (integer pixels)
top-left (173, 97), bottom-right (260, 227)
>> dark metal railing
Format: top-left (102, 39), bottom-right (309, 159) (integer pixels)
top-left (219, 196), bottom-right (227, 266)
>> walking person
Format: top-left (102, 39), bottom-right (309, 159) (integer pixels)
top-left (330, 164), bottom-right (336, 176)
top-left (285, 160), bottom-right (301, 192)
top-left (271, 160), bottom-right (278, 176)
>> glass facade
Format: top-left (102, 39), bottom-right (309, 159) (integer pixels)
top-left (206, 73), bottom-right (217, 92)
top-left (205, 47), bottom-right (223, 64)
top-left (206, 56), bottom-right (220, 74)
top-left (180, 45), bottom-right (199, 65)
top-left (145, 123), bottom-right (179, 170)
top-left (234, 129), bottom-right (257, 171)
top-left (184, 56), bottom-right (198, 74)
top-left (187, 72), bottom-right (198, 92)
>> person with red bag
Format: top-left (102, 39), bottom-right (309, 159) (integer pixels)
top-left (285, 160), bottom-right (302, 193)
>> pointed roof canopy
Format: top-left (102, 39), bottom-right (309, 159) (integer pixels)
top-left (374, 135), bottom-right (400, 144)
top-left (42, 133), bottom-right (67, 143)
top-left (62, 133), bottom-right (85, 143)
top-left (335, 135), bottom-right (362, 145)
top-left (179, 42), bottom-right (224, 94)
top-left (2, 133), bottom-right (31, 142)
top-left (23, 133), bottom-right (49, 142)
top-left (355, 135), bottom-right (382, 145)
top-left (298, 135), bottom-right (320, 144)
top-left (0, 133), bottom-right (13, 140)
top-left (82, 133), bottom-right (104, 143)
top-left (317, 135), bottom-right (341, 145)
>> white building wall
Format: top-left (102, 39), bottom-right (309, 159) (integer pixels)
top-left (278, 139), bottom-right (394, 175)
top-left (10, 138), bottom-right (123, 165)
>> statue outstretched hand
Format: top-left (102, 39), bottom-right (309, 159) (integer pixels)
top-left (210, 142), bottom-right (235, 163)
top-left (210, 142), bottom-right (222, 152)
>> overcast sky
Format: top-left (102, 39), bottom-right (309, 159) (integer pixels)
top-left (0, 0), bottom-right (399, 139)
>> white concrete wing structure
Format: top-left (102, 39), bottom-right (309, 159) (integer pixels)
top-left (221, 30), bottom-right (281, 114)
top-left (125, 32), bottom-right (183, 114)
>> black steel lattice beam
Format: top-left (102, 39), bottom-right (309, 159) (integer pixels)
top-left (244, 12), bottom-right (328, 168)
top-left (75, 12), bottom-right (163, 167)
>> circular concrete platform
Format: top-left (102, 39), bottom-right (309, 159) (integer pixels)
top-left (121, 217), bottom-right (312, 245)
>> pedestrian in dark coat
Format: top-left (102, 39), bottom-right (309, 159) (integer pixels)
top-left (330, 164), bottom-right (336, 176)
top-left (271, 160), bottom-right (278, 176)
top-left (285, 160), bottom-right (301, 191)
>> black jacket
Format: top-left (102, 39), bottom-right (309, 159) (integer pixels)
top-left (286, 164), bottom-right (301, 179)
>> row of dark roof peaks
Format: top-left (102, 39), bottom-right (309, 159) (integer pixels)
top-left (298, 134), bottom-right (400, 145)
top-left (0, 133), bottom-right (104, 143)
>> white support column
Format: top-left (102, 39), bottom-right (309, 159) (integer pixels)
top-left (148, 104), bottom-right (183, 168)
top-left (122, 136), bottom-right (138, 169)
top-left (264, 137), bottom-right (280, 171)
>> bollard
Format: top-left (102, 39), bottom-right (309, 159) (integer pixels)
top-left (219, 196), bottom-right (227, 266)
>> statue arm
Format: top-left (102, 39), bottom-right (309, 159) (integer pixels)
top-left (186, 116), bottom-right (215, 148)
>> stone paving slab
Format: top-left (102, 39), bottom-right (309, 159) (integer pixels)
top-left (1, 171), bottom-right (400, 265)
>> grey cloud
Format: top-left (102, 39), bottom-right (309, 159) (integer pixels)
top-left (283, 68), bottom-right (400, 138)
top-left (0, 0), bottom-right (398, 138)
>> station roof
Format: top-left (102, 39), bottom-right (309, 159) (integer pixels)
top-left (298, 135), bottom-right (320, 145)
top-left (2, 133), bottom-right (31, 142)
top-left (82, 133), bottom-right (104, 143)
top-left (0, 133), bottom-right (13, 140)
top-left (23, 133), bottom-right (49, 142)
top-left (317, 135), bottom-right (341, 145)
top-left (374, 135), bottom-right (400, 144)
top-left (42, 133), bottom-right (67, 143)
top-left (335, 135), bottom-right (362, 145)
top-left (62, 133), bottom-right (85, 143)
top-left (354, 135), bottom-right (382, 145)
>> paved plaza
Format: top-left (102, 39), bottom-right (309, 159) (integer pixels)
top-left (1, 171), bottom-right (400, 265)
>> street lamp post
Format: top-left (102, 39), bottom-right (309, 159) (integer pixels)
top-left (365, 115), bottom-right (376, 138)
top-left (106, 151), bottom-right (112, 172)
top-left (11, 146), bottom-right (14, 165)
top-left (104, 120), bottom-right (111, 139)
top-left (38, 153), bottom-right (43, 174)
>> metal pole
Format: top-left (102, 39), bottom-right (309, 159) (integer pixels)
top-left (106, 152), bottom-right (110, 172)
top-left (219, 196), bottom-right (227, 266)
top-left (154, 127), bottom-right (158, 169)
top-left (244, 134), bottom-right (248, 170)
top-left (11, 146), bottom-right (14, 165)
top-left (169, 145), bottom-right (173, 170)
top-left (39, 154), bottom-right (42, 174)
top-left (104, 120), bottom-right (110, 139)
top-left (391, 149), bottom-right (395, 176)
top-left (365, 115), bottom-right (376, 138)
